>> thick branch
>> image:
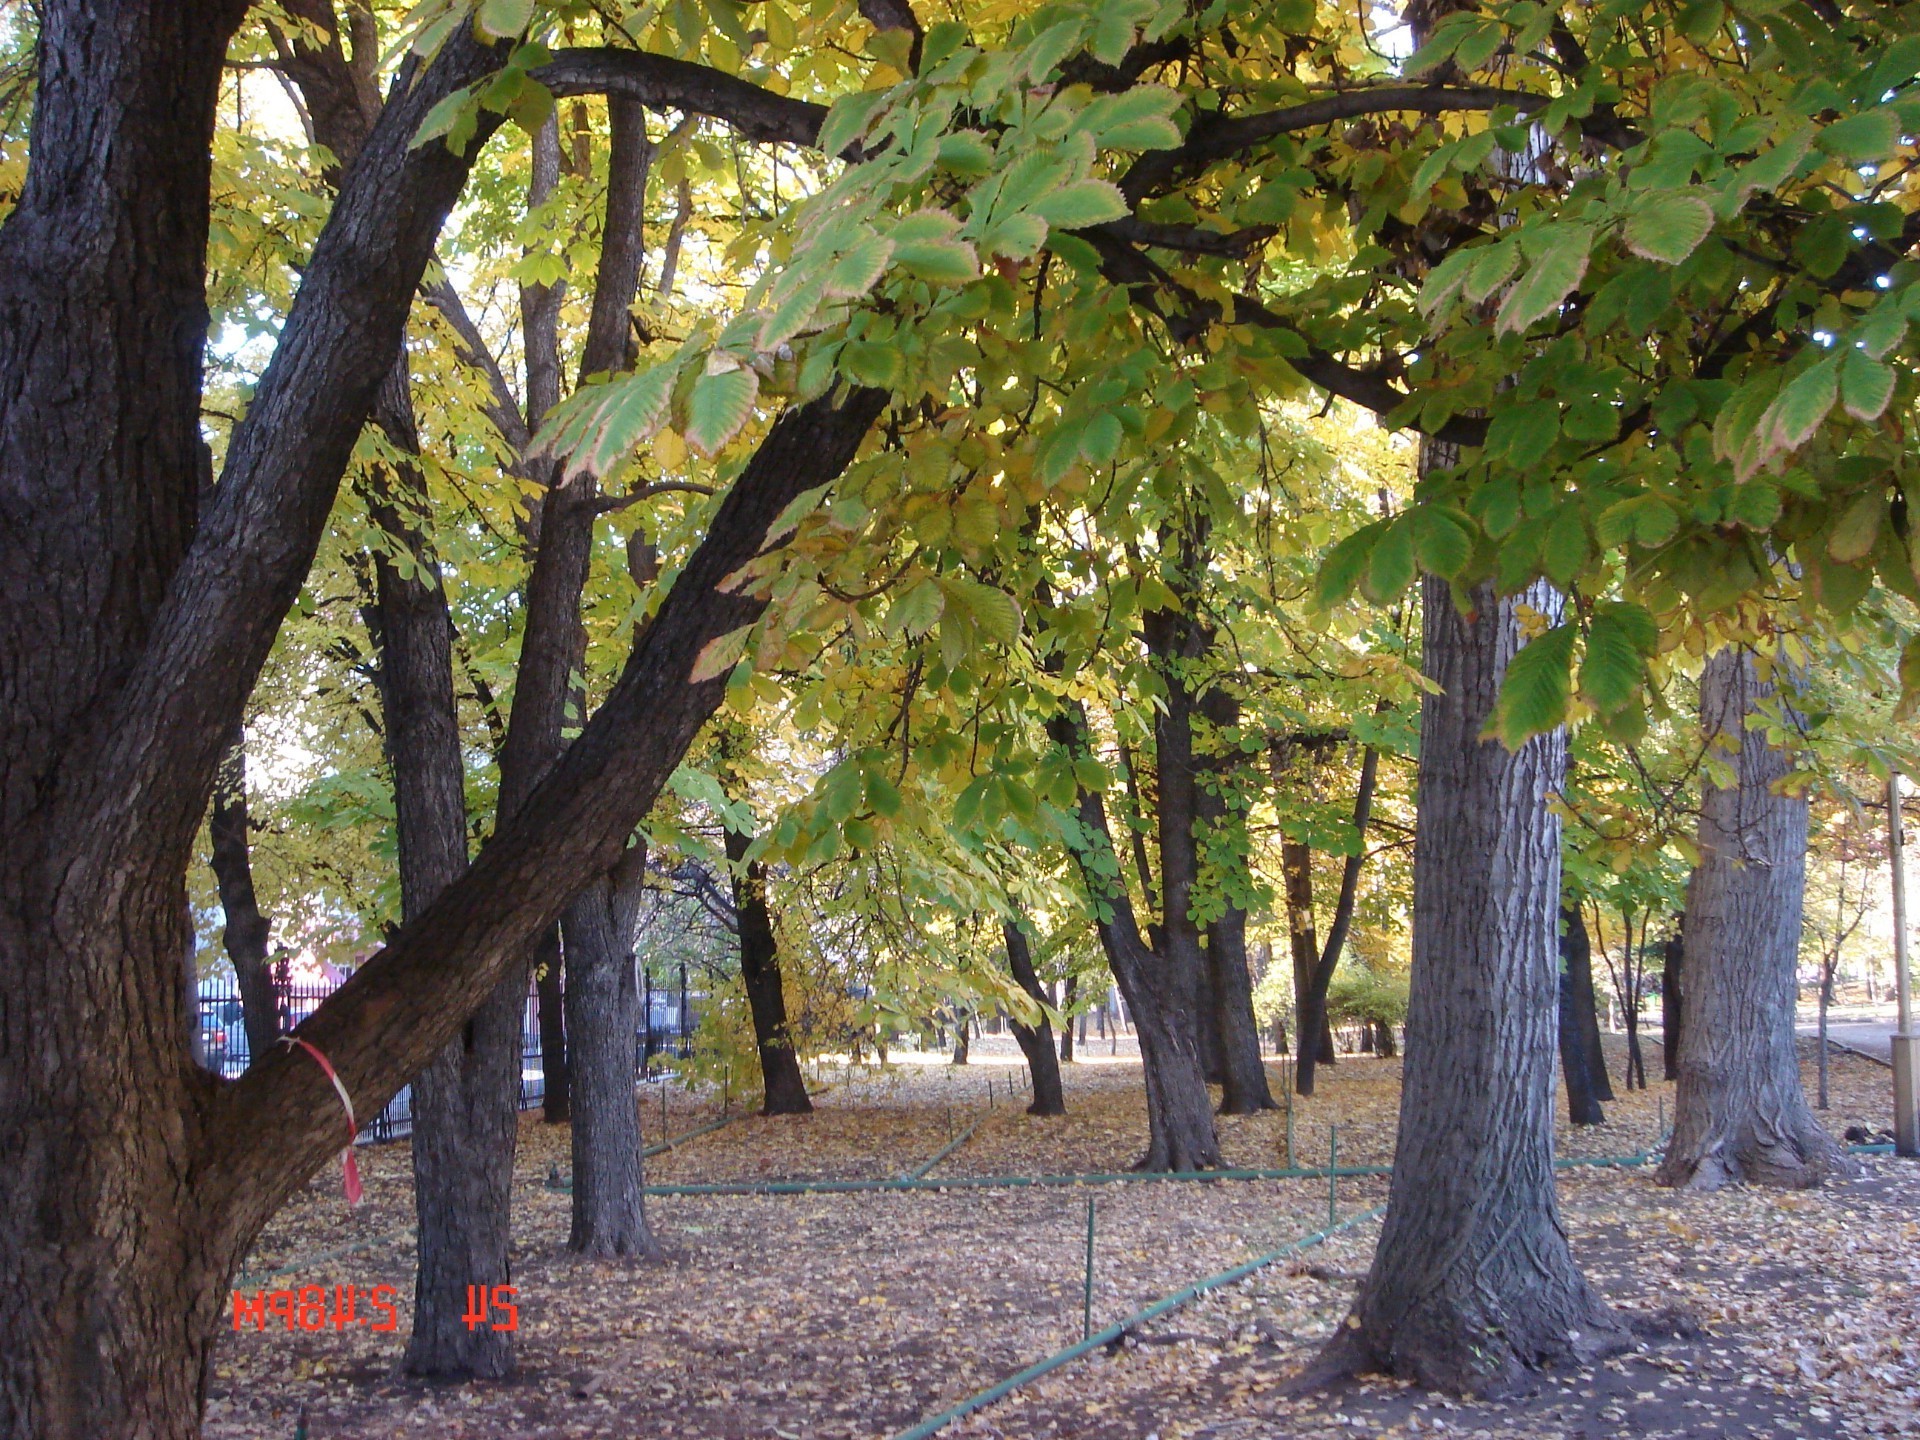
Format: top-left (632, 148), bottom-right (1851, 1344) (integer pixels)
top-left (205, 386), bottom-right (887, 1231)
top-left (538, 49), bottom-right (829, 149)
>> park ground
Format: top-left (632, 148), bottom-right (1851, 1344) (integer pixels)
top-left (209, 1041), bottom-right (1918, 1440)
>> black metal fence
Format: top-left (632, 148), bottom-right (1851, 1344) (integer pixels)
top-left (194, 969), bottom-right (696, 1144)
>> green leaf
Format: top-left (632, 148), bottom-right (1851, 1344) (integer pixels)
top-left (1363, 518), bottom-right (1415, 603)
top-left (1491, 622), bottom-right (1575, 748)
top-left (1496, 225), bottom-right (1593, 335)
top-left (689, 623), bottom-right (754, 683)
top-left (1580, 608), bottom-right (1648, 713)
top-left (684, 363), bottom-right (759, 457)
top-left (823, 235), bottom-right (896, 299)
top-left (1487, 400), bottom-right (1560, 468)
top-left (1827, 488), bottom-right (1885, 563)
top-left (1076, 86), bottom-right (1183, 150)
top-left (1079, 411), bottom-right (1124, 467)
top-left (412, 84), bottom-right (482, 153)
top-left (817, 91), bottom-right (888, 156)
top-left (890, 579), bottom-right (945, 638)
top-left (1315, 526), bottom-right (1378, 606)
top-left (937, 578), bottom-right (1021, 643)
top-left (1763, 356), bottom-right (1838, 454)
top-left (1623, 191), bottom-right (1715, 264)
top-left (1031, 179), bottom-right (1131, 230)
top-left (474, 0), bottom-right (533, 40)
top-left (1542, 504), bottom-right (1588, 585)
top-left (982, 212), bottom-right (1049, 260)
top-left (1814, 109), bottom-right (1899, 162)
top-left (1412, 507), bottom-right (1474, 579)
top-left (936, 132), bottom-right (996, 175)
top-left (1839, 348), bottom-right (1896, 422)
top-left (891, 238), bottom-right (981, 284)
top-left (839, 339), bottom-right (904, 388)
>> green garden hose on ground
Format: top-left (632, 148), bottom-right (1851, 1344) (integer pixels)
top-left (633, 1147), bottom-right (1658, 1199)
top-left (903, 1118), bottom-right (984, 1181)
top-left (888, 1205), bottom-right (1390, 1440)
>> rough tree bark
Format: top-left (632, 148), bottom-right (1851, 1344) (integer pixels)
top-left (1002, 920), bottom-right (1067, 1116)
top-left (1048, 707), bottom-right (1221, 1170)
top-left (1196, 690), bottom-right (1275, 1113)
top-left (1661, 930), bottom-right (1683, 1083)
top-left (1058, 972), bottom-right (1078, 1063)
top-left (1327, 568), bottom-right (1623, 1395)
top-left (562, 842), bottom-right (659, 1257)
top-left (723, 827), bottom-right (813, 1115)
top-left (0, 5), bottom-right (884, 1430)
top-left (1279, 741), bottom-right (1379, 1094)
top-left (207, 728), bottom-right (283, 1060)
top-left (1557, 906), bottom-right (1606, 1126)
top-left (359, 362), bottom-right (493, 1379)
top-left (1657, 646), bottom-right (1849, 1190)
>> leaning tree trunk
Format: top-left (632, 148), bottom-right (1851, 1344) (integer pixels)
top-left (1282, 840), bottom-right (1340, 1089)
top-left (1333, 570), bottom-right (1622, 1396)
top-left (562, 844), bottom-right (659, 1257)
top-left (1657, 647), bottom-right (1849, 1190)
top-left (724, 828), bottom-right (813, 1115)
top-left (1002, 920), bottom-right (1066, 1116)
top-left (207, 727), bottom-right (283, 1060)
top-left (1557, 906), bottom-right (1605, 1126)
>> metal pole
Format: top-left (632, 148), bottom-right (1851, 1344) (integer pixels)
top-left (1082, 1197), bottom-right (1096, 1341)
top-left (1328, 1124), bottom-right (1338, 1228)
top-left (1891, 772), bottom-right (1917, 1157)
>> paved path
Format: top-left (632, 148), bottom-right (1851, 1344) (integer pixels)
top-left (1796, 1019), bottom-right (1905, 1061)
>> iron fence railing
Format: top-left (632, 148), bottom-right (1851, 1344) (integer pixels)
top-left (194, 969), bottom-right (695, 1143)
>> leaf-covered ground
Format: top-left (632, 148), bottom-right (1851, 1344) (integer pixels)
top-left (208, 1038), bottom-right (1917, 1439)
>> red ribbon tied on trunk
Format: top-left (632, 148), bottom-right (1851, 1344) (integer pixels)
top-left (283, 1036), bottom-right (363, 1207)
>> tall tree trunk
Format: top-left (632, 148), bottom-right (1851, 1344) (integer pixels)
top-left (535, 950), bottom-right (570, 1123)
top-left (563, 844), bottom-right (659, 1257)
top-left (1195, 689), bottom-right (1276, 1113)
top-left (1332, 570), bottom-right (1622, 1395)
top-left (723, 828), bottom-right (813, 1115)
top-left (1281, 741), bottom-right (1379, 1093)
top-left (1002, 921), bottom-right (1066, 1116)
top-left (1563, 907), bottom-right (1614, 1102)
top-left (1049, 707), bottom-right (1220, 1170)
top-left (1657, 647), bottom-right (1849, 1190)
top-left (358, 361), bottom-right (504, 1381)
top-left (1557, 907), bottom-right (1605, 1126)
top-left (413, 96), bottom-right (658, 1371)
top-left (207, 728), bottom-right (283, 1061)
top-left (1282, 840), bottom-right (1338, 1083)
top-left (1206, 907), bottom-right (1277, 1111)
top-left (1661, 930), bottom-right (1683, 1083)
top-left (1058, 972), bottom-right (1078, 1063)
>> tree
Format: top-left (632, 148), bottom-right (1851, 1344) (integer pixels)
top-left (1658, 645), bottom-right (1851, 1190)
top-left (1557, 905), bottom-right (1607, 1127)
top-left (1328, 566), bottom-right (1624, 1394)
top-left (722, 819), bottom-right (814, 1117)
top-left (207, 729), bottom-right (285, 1060)
top-left (1001, 918), bottom-right (1067, 1116)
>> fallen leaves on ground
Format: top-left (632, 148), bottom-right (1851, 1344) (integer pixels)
top-left (206, 1036), bottom-right (1917, 1439)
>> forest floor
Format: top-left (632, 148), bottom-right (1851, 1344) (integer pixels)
top-left (208, 1037), bottom-right (1918, 1440)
